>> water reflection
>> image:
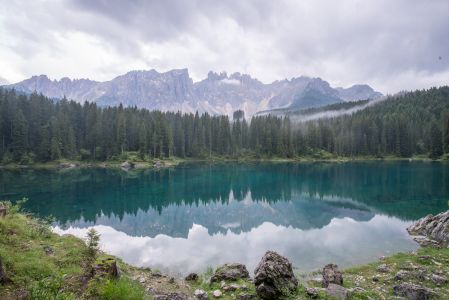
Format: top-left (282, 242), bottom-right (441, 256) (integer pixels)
top-left (1, 162), bottom-right (448, 274)
top-left (54, 215), bottom-right (416, 276)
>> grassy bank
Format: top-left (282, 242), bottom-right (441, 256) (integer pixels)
top-left (1, 201), bottom-right (448, 299)
top-left (0, 201), bottom-right (150, 300)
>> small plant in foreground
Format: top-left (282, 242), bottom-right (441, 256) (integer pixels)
top-left (86, 228), bottom-right (100, 262)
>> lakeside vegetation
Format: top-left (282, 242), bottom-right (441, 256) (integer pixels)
top-left (1, 86), bottom-right (449, 166)
top-left (1, 201), bottom-right (449, 299)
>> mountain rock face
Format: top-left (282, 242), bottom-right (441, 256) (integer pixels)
top-left (4, 69), bottom-right (382, 117)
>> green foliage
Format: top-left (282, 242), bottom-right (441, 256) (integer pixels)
top-left (86, 228), bottom-right (100, 262)
top-left (29, 274), bottom-right (76, 300)
top-left (0, 87), bottom-right (449, 162)
top-left (96, 278), bottom-right (149, 300)
top-left (0, 203), bottom-right (86, 298)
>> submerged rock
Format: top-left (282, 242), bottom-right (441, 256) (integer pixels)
top-left (58, 162), bottom-right (79, 169)
top-left (326, 283), bottom-right (348, 300)
top-left (393, 283), bottom-right (435, 300)
top-left (121, 161), bottom-right (135, 170)
top-left (322, 264), bottom-right (343, 287)
top-left (254, 251), bottom-right (298, 299)
top-left (210, 263), bottom-right (249, 282)
top-left (407, 210), bottom-right (449, 246)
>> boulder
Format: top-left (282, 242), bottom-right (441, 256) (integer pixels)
top-left (121, 161), bottom-right (135, 170)
top-left (254, 251), bottom-right (298, 299)
top-left (194, 289), bottom-right (208, 299)
top-left (407, 210), bottom-right (449, 246)
top-left (326, 284), bottom-right (348, 300)
top-left (210, 263), bottom-right (249, 282)
top-left (93, 258), bottom-right (120, 278)
top-left (393, 283), bottom-right (435, 300)
top-left (212, 290), bottom-right (222, 298)
top-left (185, 273), bottom-right (199, 281)
top-left (322, 264), bottom-right (343, 287)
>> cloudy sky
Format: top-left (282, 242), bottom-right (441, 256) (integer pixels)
top-left (1, 0), bottom-right (448, 93)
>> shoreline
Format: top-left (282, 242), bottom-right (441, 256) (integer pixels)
top-left (0, 155), bottom-right (447, 170)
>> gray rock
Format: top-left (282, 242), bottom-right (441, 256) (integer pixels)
top-left (222, 284), bottom-right (240, 292)
top-left (210, 263), bottom-right (249, 282)
top-left (237, 294), bottom-right (255, 300)
top-left (395, 270), bottom-right (410, 280)
top-left (93, 258), bottom-right (120, 278)
top-left (254, 251), bottom-right (298, 299)
top-left (393, 283), bottom-right (435, 300)
top-left (377, 264), bottom-right (390, 273)
top-left (154, 293), bottom-right (190, 300)
top-left (194, 289), bottom-right (208, 300)
top-left (8, 70), bottom-right (382, 118)
top-left (407, 210), bottom-right (449, 246)
top-left (121, 161), bottom-right (135, 170)
top-left (212, 290), bottom-right (222, 298)
top-left (43, 245), bottom-right (54, 255)
top-left (431, 274), bottom-right (447, 285)
top-left (326, 283), bottom-right (348, 300)
top-left (305, 287), bottom-right (319, 298)
top-left (184, 273), bottom-right (199, 281)
top-left (322, 264), bottom-right (343, 287)
top-left (412, 236), bottom-right (441, 248)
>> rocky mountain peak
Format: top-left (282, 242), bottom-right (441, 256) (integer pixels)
top-left (5, 69), bottom-right (383, 117)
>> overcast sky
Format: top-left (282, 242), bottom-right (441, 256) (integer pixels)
top-left (1, 0), bottom-right (448, 93)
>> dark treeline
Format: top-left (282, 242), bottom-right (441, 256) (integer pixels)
top-left (1, 86), bottom-right (449, 163)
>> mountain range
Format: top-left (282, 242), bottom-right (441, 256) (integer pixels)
top-left (3, 69), bottom-right (382, 117)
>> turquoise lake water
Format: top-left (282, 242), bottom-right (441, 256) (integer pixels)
top-left (1, 161), bottom-right (448, 275)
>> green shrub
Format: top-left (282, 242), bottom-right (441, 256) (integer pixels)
top-left (98, 278), bottom-right (148, 300)
top-left (29, 274), bottom-right (75, 300)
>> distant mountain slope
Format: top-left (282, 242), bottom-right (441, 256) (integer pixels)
top-left (4, 69), bottom-right (382, 117)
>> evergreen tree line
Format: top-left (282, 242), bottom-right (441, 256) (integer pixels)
top-left (0, 86), bottom-right (449, 163)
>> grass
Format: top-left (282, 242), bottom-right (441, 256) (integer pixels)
top-left (0, 200), bottom-right (150, 299)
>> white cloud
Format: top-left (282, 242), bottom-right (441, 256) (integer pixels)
top-left (0, 0), bottom-right (448, 93)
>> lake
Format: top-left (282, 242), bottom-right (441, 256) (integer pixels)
top-left (1, 161), bottom-right (448, 276)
